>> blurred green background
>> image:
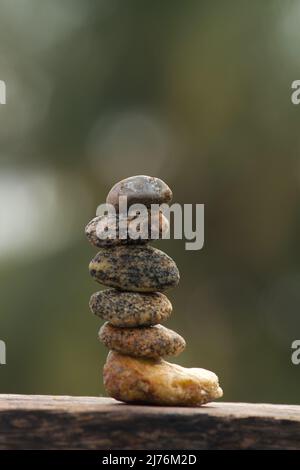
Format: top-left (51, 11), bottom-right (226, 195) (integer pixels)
top-left (0, 0), bottom-right (300, 403)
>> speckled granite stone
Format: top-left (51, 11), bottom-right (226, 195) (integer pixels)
top-left (106, 175), bottom-right (172, 209)
top-left (89, 245), bottom-right (179, 292)
top-left (89, 289), bottom-right (172, 327)
top-left (103, 351), bottom-right (223, 406)
top-left (99, 323), bottom-right (185, 358)
top-left (85, 211), bottom-right (169, 248)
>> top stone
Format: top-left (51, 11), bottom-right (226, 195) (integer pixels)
top-left (106, 175), bottom-right (172, 210)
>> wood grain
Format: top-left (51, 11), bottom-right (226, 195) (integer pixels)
top-left (0, 394), bottom-right (299, 449)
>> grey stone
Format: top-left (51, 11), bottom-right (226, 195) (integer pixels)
top-left (89, 245), bottom-right (180, 292)
top-left (89, 289), bottom-right (172, 327)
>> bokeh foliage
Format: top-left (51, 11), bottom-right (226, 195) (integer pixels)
top-left (0, 0), bottom-right (300, 403)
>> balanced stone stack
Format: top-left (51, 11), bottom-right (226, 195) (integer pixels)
top-left (86, 175), bottom-right (223, 406)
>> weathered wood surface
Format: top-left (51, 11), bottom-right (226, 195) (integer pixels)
top-left (0, 394), bottom-right (299, 450)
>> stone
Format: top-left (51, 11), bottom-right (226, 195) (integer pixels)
top-left (85, 211), bottom-right (169, 248)
top-left (89, 245), bottom-right (180, 292)
top-left (106, 175), bottom-right (172, 209)
top-left (99, 323), bottom-right (185, 359)
top-left (89, 289), bottom-right (172, 327)
top-left (103, 351), bottom-right (223, 406)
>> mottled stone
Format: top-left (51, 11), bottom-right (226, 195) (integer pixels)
top-left (106, 175), bottom-right (172, 209)
top-left (99, 323), bottom-right (185, 358)
top-left (90, 289), bottom-right (172, 327)
top-left (89, 245), bottom-right (179, 292)
top-left (85, 211), bottom-right (169, 248)
top-left (103, 351), bottom-right (223, 406)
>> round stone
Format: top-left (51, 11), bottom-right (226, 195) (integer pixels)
top-left (106, 175), bottom-right (172, 209)
top-left (85, 211), bottom-right (169, 248)
top-left (89, 289), bottom-right (172, 327)
top-left (103, 351), bottom-right (223, 406)
top-left (89, 245), bottom-right (179, 292)
top-left (99, 323), bottom-right (186, 359)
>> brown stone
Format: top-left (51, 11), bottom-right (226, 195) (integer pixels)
top-left (106, 175), bottom-right (172, 210)
top-left (85, 211), bottom-right (169, 248)
top-left (99, 323), bottom-right (185, 359)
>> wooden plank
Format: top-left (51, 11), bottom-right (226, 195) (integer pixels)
top-left (0, 394), bottom-right (299, 450)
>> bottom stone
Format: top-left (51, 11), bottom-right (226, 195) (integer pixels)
top-left (103, 351), bottom-right (223, 406)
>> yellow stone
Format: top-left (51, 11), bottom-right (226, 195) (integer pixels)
top-left (103, 351), bottom-right (223, 406)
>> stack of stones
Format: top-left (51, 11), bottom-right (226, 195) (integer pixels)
top-left (86, 175), bottom-right (222, 406)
